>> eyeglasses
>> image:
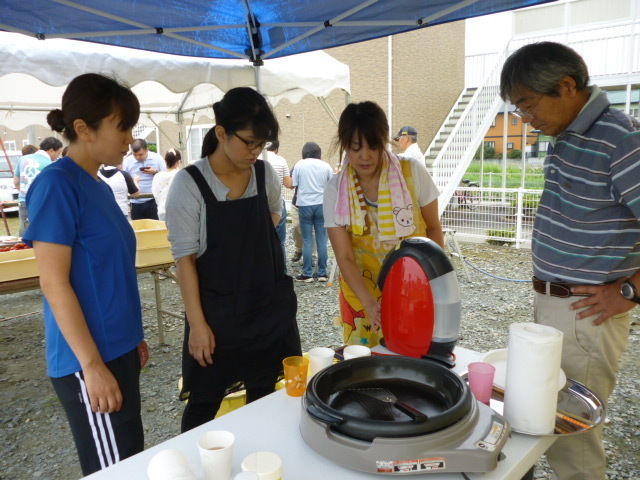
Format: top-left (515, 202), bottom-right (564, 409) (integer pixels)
top-left (513, 95), bottom-right (543, 123)
top-left (230, 132), bottom-right (267, 151)
top-left (394, 134), bottom-right (406, 142)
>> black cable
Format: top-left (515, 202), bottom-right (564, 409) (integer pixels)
top-left (447, 239), bottom-right (532, 283)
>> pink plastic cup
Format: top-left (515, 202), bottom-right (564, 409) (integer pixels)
top-left (468, 362), bottom-right (496, 405)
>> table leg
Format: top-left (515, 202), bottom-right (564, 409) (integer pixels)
top-left (151, 270), bottom-right (166, 345)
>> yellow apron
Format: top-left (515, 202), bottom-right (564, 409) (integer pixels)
top-left (338, 159), bottom-right (427, 347)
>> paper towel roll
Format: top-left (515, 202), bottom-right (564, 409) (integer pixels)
top-left (503, 322), bottom-right (563, 434)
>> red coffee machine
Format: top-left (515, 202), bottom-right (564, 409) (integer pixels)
top-left (378, 237), bottom-right (461, 367)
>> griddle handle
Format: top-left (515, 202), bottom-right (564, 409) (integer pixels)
top-left (394, 401), bottom-right (428, 422)
top-left (306, 404), bottom-right (344, 426)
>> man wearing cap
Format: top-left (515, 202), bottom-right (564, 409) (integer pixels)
top-left (395, 126), bottom-right (423, 163)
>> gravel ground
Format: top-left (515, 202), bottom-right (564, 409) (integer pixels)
top-left (1, 234), bottom-right (638, 480)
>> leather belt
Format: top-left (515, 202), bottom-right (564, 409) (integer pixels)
top-left (532, 276), bottom-right (590, 298)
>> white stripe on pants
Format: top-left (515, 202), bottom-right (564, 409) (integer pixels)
top-left (75, 372), bottom-right (120, 469)
top-left (533, 291), bottom-right (631, 480)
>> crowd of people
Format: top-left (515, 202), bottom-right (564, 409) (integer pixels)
top-left (14, 40), bottom-right (640, 480)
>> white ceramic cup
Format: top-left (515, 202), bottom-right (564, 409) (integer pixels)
top-left (241, 451), bottom-right (282, 480)
top-left (147, 449), bottom-right (196, 480)
top-left (197, 430), bottom-right (235, 480)
top-left (343, 345), bottom-right (371, 360)
top-left (308, 347), bottom-right (335, 376)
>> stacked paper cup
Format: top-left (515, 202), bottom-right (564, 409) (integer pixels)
top-left (503, 322), bottom-right (563, 434)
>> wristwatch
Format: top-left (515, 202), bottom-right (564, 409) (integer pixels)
top-left (620, 279), bottom-right (640, 303)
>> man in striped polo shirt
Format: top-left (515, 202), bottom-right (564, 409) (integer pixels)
top-left (500, 42), bottom-right (640, 480)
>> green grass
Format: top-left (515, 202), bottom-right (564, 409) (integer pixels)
top-left (1, 213), bottom-right (20, 236)
top-left (463, 161), bottom-right (544, 189)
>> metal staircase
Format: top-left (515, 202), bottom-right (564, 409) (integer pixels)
top-left (424, 48), bottom-right (510, 217)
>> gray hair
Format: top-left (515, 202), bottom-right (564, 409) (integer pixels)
top-left (302, 141), bottom-right (321, 159)
top-left (500, 42), bottom-right (590, 100)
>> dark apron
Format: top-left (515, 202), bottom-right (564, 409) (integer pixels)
top-left (180, 161), bottom-right (301, 401)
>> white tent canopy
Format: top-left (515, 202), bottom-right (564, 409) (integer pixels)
top-left (0, 32), bottom-right (350, 131)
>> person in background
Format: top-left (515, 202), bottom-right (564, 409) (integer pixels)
top-left (292, 142), bottom-right (332, 282)
top-left (13, 137), bottom-right (63, 236)
top-left (500, 41), bottom-right (640, 480)
top-left (324, 101), bottom-right (443, 348)
top-left (394, 125), bottom-right (423, 163)
top-left (22, 73), bottom-right (148, 476)
top-left (21, 144), bottom-right (38, 155)
top-left (165, 87), bottom-right (301, 432)
top-left (264, 140), bottom-right (292, 264)
top-left (152, 148), bottom-right (182, 221)
top-left (122, 139), bottom-right (166, 220)
top-left (99, 162), bottom-right (140, 218)
top-left (288, 164), bottom-right (316, 264)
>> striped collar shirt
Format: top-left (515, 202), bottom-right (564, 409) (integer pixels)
top-left (533, 86), bottom-right (640, 284)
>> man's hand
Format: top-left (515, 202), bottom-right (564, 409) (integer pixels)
top-left (571, 279), bottom-right (636, 325)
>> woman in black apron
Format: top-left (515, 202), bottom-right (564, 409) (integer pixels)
top-left (165, 87), bottom-right (301, 432)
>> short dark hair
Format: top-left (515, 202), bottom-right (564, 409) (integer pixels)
top-left (39, 137), bottom-right (63, 151)
top-left (201, 87), bottom-right (279, 159)
top-left (500, 42), bottom-right (590, 101)
top-left (46, 73), bottom-right (140, 143)
top-left (336, 101), bottom-right (389, 159)
top-left (267, 140), bottom-right (279, 152)
top-left (131, 139), bottom-right (148, 152)
top-left (302, 142), bottom-right (321, 159)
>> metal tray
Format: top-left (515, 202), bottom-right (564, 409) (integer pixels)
top-left (461, 374), bottom-right (605, 437)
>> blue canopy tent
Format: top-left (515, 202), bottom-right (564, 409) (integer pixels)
top-left (2, 0), bottom-right (556, 64)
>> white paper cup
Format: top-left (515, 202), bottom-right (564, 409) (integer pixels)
top-left (147, 449), bottom-right (196, 480)
top-left (241, 451), bottom-right (282, 480)
top-left (234, 472), bottom-right (260, 480)
top-left (197, 430), bottom-right (235, 480)
top-left (308, 347), bottom-right (335, 376)
top-left (343, 345), bottom-right (371, 360)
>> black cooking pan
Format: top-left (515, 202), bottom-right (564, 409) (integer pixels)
top-left (304, 356), bottom-right (472, 442)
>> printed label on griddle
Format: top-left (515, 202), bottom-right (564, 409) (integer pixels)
top-left (376, 457), bottom-right (446, 473)
top-left (475, 420), bottom-right (506, 452)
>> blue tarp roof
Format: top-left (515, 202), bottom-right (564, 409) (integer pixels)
top-left (1, 0), bottom-right (557, 63)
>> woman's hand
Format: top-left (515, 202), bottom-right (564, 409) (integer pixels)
top-left (138, 340), bottom-right (149, 368)
top-left (189, 322), bottom-right (216, 367)
top-left (364, 299), bottom-right (382, 333)
top-left (83, 362), bottom-right (123, 413)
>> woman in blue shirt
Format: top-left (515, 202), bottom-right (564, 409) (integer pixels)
top-left (23, 73), bottom-right (148, 476)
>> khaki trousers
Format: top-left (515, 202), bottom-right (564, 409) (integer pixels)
top-left (533, 291), bottom-right (631, 480)
top-left (289, 204), bottom-right (315, 255)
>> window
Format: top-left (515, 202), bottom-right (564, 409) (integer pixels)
top-left (511, 117), bottom-right (518, 125)
top-left (186, 124), bottom-right (213, 164)
top-left (491, 118), bottom-right (496, 127)
top-left (4, 140), bottom-right (16, 150)
top-left (486, 141), bottom-right (496, 149)
top-left (507, 142), bottom-right (514, 149)
top-left (22, 139), bottom-right (29, 147)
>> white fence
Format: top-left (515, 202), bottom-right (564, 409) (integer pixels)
top-left (440, 187), bottom-right (542, 247)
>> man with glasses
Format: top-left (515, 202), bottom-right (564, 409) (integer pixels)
top-left (394, 126), bottom-right (423, 164)
top-left (500, 42), bottom-right (640, 480)
top-left (123, 139), bottom-right (166, 220)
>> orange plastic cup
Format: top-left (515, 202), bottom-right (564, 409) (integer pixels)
top-left (283, 356), bottom-right (309, 397)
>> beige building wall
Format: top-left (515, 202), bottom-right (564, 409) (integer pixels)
top-left (2, 21), bottom-right (465, 172)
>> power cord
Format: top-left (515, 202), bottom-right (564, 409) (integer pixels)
top-left (447, 239), bottom-right (532, 283)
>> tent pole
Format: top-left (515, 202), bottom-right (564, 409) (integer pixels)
top-left (317, 97), bottom-right (339, 127)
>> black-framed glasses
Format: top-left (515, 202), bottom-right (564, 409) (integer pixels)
top-left (230, 132), bottom-right (267, 151)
